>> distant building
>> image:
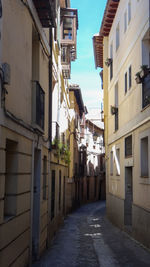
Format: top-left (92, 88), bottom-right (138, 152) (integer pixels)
top-left (82, 117), bottom-right (105, 202)
top-left (93, 0), bottom-right (150, 249)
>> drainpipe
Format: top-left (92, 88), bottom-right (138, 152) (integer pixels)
top-left (29, 140), bottom-right (35, 266)
top-left (49, 27), bottom-right (53, 150)
top-left (47, 26), bottom-right (53, 247)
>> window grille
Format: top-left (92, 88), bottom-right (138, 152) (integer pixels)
top-left (142, 73), bottom-right (150, 108)
top-left (51, 170), bottom-right (55, 220)
top-left (129, 65), bottom-right (132, 89)
top-left (125, 72), bottom-right (127, 94)
top-left (125, 135), bottom-right (132, 157)
top-left (33, 81), bottom-right (45, 131)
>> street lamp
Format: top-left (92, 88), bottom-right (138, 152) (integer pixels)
top-left (93, 132), bottom-right (98, 142)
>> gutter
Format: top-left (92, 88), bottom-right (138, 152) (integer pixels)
top-left (49, 27), bottom-right (53, 150)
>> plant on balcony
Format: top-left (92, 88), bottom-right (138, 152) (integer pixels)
top-left (135, 72), bottom-right (142, 84)
top-left (52, 139), bottom-right (70, 164)
top-left (51, 137), bottom-right (59, 150)
top-left (110, 105), bottom-right (118, 115)
top-left (62, 144), bottom-right (71, 165)
top-left (105, 58), bottom-right (112, 67)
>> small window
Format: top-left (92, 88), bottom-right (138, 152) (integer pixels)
top-left (124, 11), bottom-right (127, 32)
top-left (116, 148), bottom-right (120, 176)
top-left (116, 23), bottom-right (120, 51)
top-left (59, 170), bottom-right (61, 210)
top-left (43, 156), bottom-right (47, 200)
top-left (110, 43), bottom-right (113, 80)
top-left (125, 72), bottom-right (127, 94)
top-left (4, 140), bottom-right (18, 219)
top-left (51, 170), bottom-right (55, 220)
top-left (115, 83), bottom-right (119, 131)
top-left (0, 0), bottom-right (2, 18)
top-left (110, 151), bottom-right (113, 175)
top-left (129, 65), bottom-right (132, 89)
top-left (125, 135), bottom-right (132, 157)
top-left (32, 81), bottom-right (45, 130)
top-left (142, 73), bottom-right (150, 108)
top-left (141, 137), bottom-right (148, 177)
top-left (128, 1), bottom-right (131, 24)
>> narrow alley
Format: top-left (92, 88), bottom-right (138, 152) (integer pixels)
top-left (33, 201), bottom-right (150, 267)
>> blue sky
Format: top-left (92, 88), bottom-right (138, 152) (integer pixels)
top-left (70, 0), bottom-right (107, 110)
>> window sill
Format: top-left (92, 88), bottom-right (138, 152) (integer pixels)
top-left (139, 177), bottom-right (150, 185)
top-left (125, 155), bottom-right (132, 158)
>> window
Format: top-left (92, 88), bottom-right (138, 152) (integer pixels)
top-left (115, 83), bottom-right (119, 131)
top-left (110, 43), bottom-right (113, 80)
top-left (116, 23), bottom-right (120, 51)
top-left (129, 65), bottom-right (132, 89)
top-left (43, 156), bottom-right (47, 200)
top-left (110, 151), bottom-right (113, 175)
top-left (0, 0), bottom-right (2, 18)
top-left (4, 139), bottom-right (18, 219)
top-left (51, 170), bottom-right (55, 220)
top-left (124, 11), bottom-right (127, 32)
top-left (32, 29), bottom-right (45, 131)
top-left (141, 137), bottom-right (148, 177)
top-left (128, 1), bottom-right (131, 24)
top-left (142, 73), bottom-right (150, 108)
top-left (32, 81), bottom-right (45, 130)
top-left (125, 135), bottom-right (132, 157)
top-left (59, 170), bottom-right (61, 210)
top-left (125, 72), bottom-right (127, 94)
top-left (116, 148), bottom-right (120, 176)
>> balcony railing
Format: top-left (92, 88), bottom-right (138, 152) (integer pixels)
top-left (62, 64), bottom-right (71, 79)
top-left (52, 121), bottom-right (60, 141)
top-left (33, 0), bottom-right (56, 27)
top-left (32, 81), bottom-right (45, 131)
top-left (142, 73), bottom-right (150, 108)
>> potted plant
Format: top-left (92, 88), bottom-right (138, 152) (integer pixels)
top-left (135, 72), bottom-right (142, 84)
top-left (105, 58), bottom-right (112, 67)
top-left (140, 65), bottom-right (149, 78)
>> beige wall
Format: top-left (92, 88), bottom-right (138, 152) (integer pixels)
top-left (103, 0), bottom-right (150, 248)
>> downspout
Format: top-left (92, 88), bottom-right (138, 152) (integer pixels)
top-left (49, 27), bottom-right (53, 151)
top-left (47, 26), bottom-right (53, 247)
top-left (29, 140), bottom-right (35, 266)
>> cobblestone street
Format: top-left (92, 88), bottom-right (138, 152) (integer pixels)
top-left (33, 201), bottom-right (150, 267)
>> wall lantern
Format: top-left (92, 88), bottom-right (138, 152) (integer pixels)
top-left (101, 110), bottom-right (104, 122)
top-left (93, 132), bottom-right (98, 142)
top-left (105, 58), bottom-right (112, 67)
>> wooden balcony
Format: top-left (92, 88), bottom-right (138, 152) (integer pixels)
top-left (33, 0), bottom-right (56, 27)
top-left (61, 8), bottom-right (78, 47)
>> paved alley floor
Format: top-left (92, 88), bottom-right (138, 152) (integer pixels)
top-left (33, 201), bottom-right (150, 267)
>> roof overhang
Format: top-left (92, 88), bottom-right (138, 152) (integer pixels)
top-left (69, 85), bottom-right (84, 116)
top-left (33, 0), bottom-right (56, 28)
top-left (93, 0), bottom-right (120, 68)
